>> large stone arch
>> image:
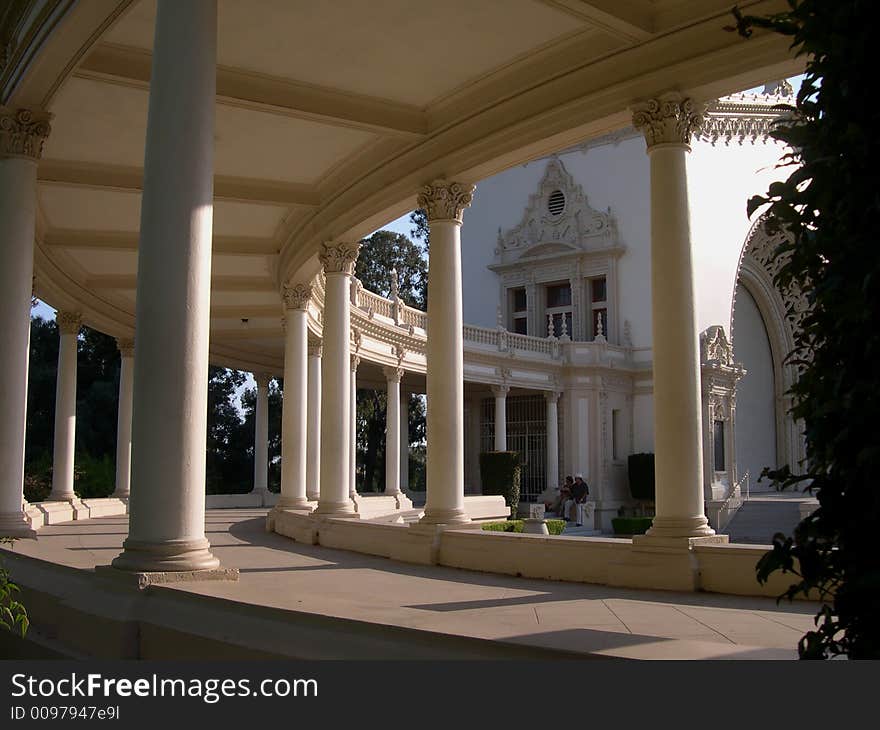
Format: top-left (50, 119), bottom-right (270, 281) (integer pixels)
top-left (731, 216), bottom-right (806, 485)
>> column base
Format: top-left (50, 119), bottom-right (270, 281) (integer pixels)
top-left (313, 500), bottom-right (358, 518)
top-left (0, 511), bottom-right (37, 538)
top-left (37, 498), bottom-right (89, 522)
top-left (389, 492), bottom-right (413, 511)
top-left (111, 536), bottom-right (220, 573)
top-left (644, 515), bottom-right (716, 540)
top-left (419, 506), bottom-right (471, 526)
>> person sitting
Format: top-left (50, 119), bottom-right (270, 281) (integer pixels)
top-left (538, 482), bottom-right (561, 516)
top-left (559, 476), bottom-right (574, 520)
top-left (564, 473), bottom-right (590, 526)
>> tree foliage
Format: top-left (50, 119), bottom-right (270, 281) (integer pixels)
top-left (733, 0), bottom-right (880, 658)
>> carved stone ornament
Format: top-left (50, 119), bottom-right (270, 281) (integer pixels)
top-left (417, 179), bottom-right (475, 223)
top-left (383, 366), bottom-right (404, 383)
top-left (0, 107), bottom-right (51, 160)
top-left (352, 327), bottom-right (362, 352)
top-left (632, 93), bottom-right (705, 149)
top-left (350, 354), bottom-right (361, 372)
top-left (319, 241), bottom-right (360, 275)
top-left (56, 311), bottom-right (83, 335)
top-left (282, 282), bottom-right (313, 310)
top-left (700, 325), bottom-right (734, 365)
top-left (116, 338), bottom-right (135, 358)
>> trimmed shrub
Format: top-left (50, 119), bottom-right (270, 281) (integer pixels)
top-left (479, 451), bottom-right (521, 516)
top-left (627, 452), bottom-right (655, 501)
top-left (611, 517), bottom-right (654, 536)
top-left (481, 519), bottom-right (565, 536)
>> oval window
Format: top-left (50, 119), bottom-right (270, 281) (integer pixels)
top-left (548, 189), bottom-right (565, 216)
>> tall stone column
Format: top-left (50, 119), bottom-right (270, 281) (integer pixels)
top-left (384, 366), bottom-right (403, 496)
top-left (48, 311), bottom-right (82, 501)
top-left (492, 384), bottom-right (509, 451)
top-left (418, 180), bottom-right (475, 525)
top-left (112, 0), bottom-right (222, 573)
top-left (306, 337), bottom-right (322, 501)
top-left (0, 106), bottom-right (51, 536)
top-left (279, 284), bottom-right (311, 509)
top-left (632, 93), bottom-right (715, 541)
top-left (545, 390), bottom-right (560, 490)
top-left (113, 339), bottom-right (135, 498)
top-left (315, 242), bottom-right (360, 518)
top-left (349, 354), bottom-right (359, 498)
top-left (252, 372), bottom-right (271, 497)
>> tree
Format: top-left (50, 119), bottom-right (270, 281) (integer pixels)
top-left (733, 0), bottom-right (880, 658)
top-left (205, 367), bottom-right (249, 494)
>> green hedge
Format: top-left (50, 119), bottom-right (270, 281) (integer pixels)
top-left (627, 452), bottom-right (655, 501)
top-left (481, 519), bottom-right (565, 536)
top-left (479, 451), bottom-right (521, 516)
top-left (611, 517), bottom-right (654, 536)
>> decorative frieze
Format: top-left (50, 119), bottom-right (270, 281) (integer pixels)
top-left (632, 93), bottom-right (705, 149)
top-left (281, 282), bottom-right (313, 310)
top-left (319, 241), bottom-right (360, 275)
top-left (116, 338), bottom-right (135, 358)
top-left (417, 179), bottom-right (475, 223)
top-left (0, 106), bottom-right (51, 160)
top-left (56, 311), bottom-right (82, 335)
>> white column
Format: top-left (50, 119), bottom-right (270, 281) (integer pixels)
top-left (315, 242), bottom-right (360, 517)
top-left (349, 354), bottom-right (359, 498)
top-left (492, 384), bottom-right (509, 451)
top-left (399, 390), bottom-right (410, 493)
top-left (633, 93), bottom-right (714, 540)
top-left (279, 284), bottom-right (311, 508)
top-left (306, 338), bottom-right (322, 501)
top-left (545, 390), bottom-right (560, 490)
top-left (383, 366), bottom-right (403, 496)
top-left (48, 312), bottom-right (82, 501)
top-left (112, 0), bottom-right (220, 573)
top-left (252, 372), bottom-right (271, 495)
top-left (0, 106), bottom-right (50, 536)
top-left (418, 180), bottom-right (475, 525)
top-left (113, 339), bottom-right (135, 498)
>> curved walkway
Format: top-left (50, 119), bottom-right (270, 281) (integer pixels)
top-left (4, 510), bottom-right (820, 660)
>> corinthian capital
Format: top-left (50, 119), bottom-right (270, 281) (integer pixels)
top-left (0, 107), bottom-right (52, 160)
top-left (282, 282), bottom-right (313, 310)
top-left (632, 93), bottom-right (705, 150)
top-left (56, 311), bottom-right (82, 335)
top-left (116, 338), bottom-right (135, 358)
top-left (417, 180), bottom-right (475, 223)
top-left (319, 241), bottom-right (360, 275)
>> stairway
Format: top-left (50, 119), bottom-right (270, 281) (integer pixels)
top-left (722, 496), bottom-right (807, 545)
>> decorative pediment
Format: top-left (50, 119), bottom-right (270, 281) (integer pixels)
top-left (701, 325), bottom-right (734, 365)
top-left (494, 156), bottom-right (617, 265)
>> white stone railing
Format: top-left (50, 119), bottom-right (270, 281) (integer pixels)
top-left (357, 287), bottom-right (395, 320)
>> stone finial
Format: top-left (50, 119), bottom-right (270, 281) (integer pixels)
top-left (319, 241), bottom-right (360, 275)
top-left (282, 282), bottom-right (313, 310)
top-left (417, 179), bottom-right (475, 223)
top-left (56, 311), bottom-right (82, 335)
top-left (116, 338), bottom-right (135, 358)
top-left (350, 354), bottom-right (361, 372)
top-left (383, 365), bottom-right (404, 383)
top-left (632, 93), bottom-right (705, 149)
top-left (595, 311), bottom-right (605, 342)
top-left (496, 306), bottom-right (504, 329)
top-left (700, 325), bottom-right (734, 365)
top-left (390, 268), bottom-right (399, 299)
top-left (547, 313), bottom-right (555, 338)
top-left (0, 107), bottom-right (52, 160)
top-left (559, 314), bottom-right (569, 339)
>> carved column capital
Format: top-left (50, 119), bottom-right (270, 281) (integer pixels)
top-left (282, 282), bottom-right (313, 310)
top-left (116, 338), bottom-right (135, 358)
top-left (319, 241), bottom-right (360, 275)
top-left (632, 93), bottom-right (705, 150)
top-left (544, 389), bottom-right (562, 404)
top-left (491, 384), bottom-right (510, 398)
top-left (254, 372), bottom-right (272, 389)
top-left (0, 106), bottom-right (51, 160)
top-left (383, 366), bottom-right (404, 383)
top-left (307, 333), bottom-right (322, 357)
top-left (417, 179), bottom-right (475, 223)
top-left (56, 311), bottom-right (82, 335)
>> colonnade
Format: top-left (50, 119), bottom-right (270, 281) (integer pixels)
top-left (0, 0), bottom-right (716, 564)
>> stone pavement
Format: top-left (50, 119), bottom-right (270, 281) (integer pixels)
top-left (6, 509), bottom-right (822, 660)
